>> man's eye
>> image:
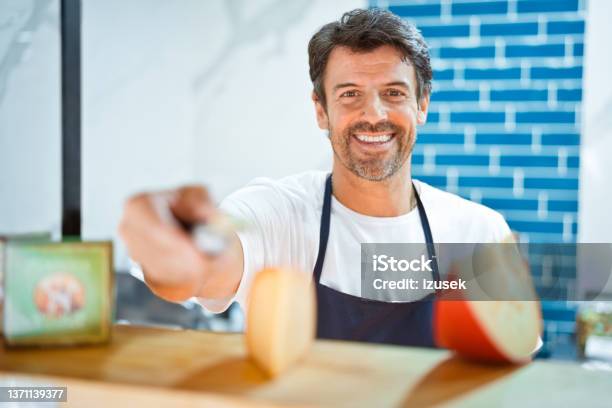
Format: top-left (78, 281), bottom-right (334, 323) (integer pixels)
top-left (341, 90), bottom-right (358, 97)
top-left (386, 89), bottom-right (406, 97)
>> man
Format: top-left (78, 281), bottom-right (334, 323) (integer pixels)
top-left (119, 9), bottom-right (510, 347)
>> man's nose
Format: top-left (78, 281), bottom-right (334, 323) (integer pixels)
top-left (361, 94), bottom-right (388, 123)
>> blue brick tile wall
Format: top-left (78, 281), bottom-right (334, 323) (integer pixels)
top-left (388, 4), bottom-right (442, 16)
top-left (452, 1), bottom-right (509, 15)
top-left (438, 45), bottom-right (496, 58)
top-left (370, 0), bottom-right (586, 359)
top-left (490, 89), bottom-right (548, 101)
top-left (505, 43), bottom-right (565, 58)
top-left (420, 24), bottom-right (471, 37)
top-left (530, 66), bottom-right (582, 79)
top-left (517, 0), bottom-right (578, 13)
top-left (547, 20), bottom-right (584, 34)
top-left (370, 0), bottom-right (585, 243)
top-left (481, 21), bottom-right (539, 35)
top-left (515, 110), bottom-right (575, 123)
top-left (465, 67), bottom-right (522, 79)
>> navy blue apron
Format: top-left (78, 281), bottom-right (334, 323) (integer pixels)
top-left (313, 174), bottom-right (441, 347)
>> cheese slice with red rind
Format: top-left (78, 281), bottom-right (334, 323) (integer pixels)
top-left (435, 300), bottom-right (542, 363)
top-left (434, 238), bottom-right (542, 363)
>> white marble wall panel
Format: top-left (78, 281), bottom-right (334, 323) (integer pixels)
top-left (0, 0), bottom-right (60, 235)
top-left (578, 0), bottom-right (612, 242)
top-left (82, 0), bottom-right (364, 269)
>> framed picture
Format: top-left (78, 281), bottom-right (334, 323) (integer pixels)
top-left (3, 241), bottom-right (113, 346)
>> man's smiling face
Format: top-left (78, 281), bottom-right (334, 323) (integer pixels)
top-left (313, 45), bottom-right (429, 181)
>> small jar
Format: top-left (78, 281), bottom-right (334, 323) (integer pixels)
top-left (576, 301), bottom-right (612, 359)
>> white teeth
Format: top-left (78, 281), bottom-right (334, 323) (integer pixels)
top-left (355, 134), bottom-right (392, 143)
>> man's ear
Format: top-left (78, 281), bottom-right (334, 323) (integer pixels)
top-left (312, 91), bottom-right (329, 130)
top-left (417, 93), bottom-right (430, 125)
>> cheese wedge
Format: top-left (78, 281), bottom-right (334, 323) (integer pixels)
top-left (435, 238), bottom-right (542, 363)
top-left (246, 267), bottom-right (316, 377)
top-left (435, 300), bottom-right (542, 363)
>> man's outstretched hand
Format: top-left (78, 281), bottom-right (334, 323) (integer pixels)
top-left (119, 186), bottom-right (243, 303)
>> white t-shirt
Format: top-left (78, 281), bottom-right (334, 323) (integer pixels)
top-left (197, 170), bottom-right (512, 313)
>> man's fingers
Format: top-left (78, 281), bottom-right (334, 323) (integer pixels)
top-left (119, 193), bottom-right (208, 295)
top-left (170, 185), bottom-right (217, 225)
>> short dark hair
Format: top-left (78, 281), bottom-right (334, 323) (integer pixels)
top-left (308, 8), bottom-right (432, 108)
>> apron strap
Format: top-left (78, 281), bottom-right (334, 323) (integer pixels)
top-left (414, 187), bottom-right (440, 282)
top-left (313, 173), bottom-right (332, 282)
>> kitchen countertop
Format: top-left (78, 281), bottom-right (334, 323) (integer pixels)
top-left (0, 324), bottom-right (609, 407)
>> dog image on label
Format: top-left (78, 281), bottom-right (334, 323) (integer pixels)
top-left (34, 272), bottom-right (85, 318)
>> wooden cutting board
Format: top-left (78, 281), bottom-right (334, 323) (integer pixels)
top-left (0, 324), bottom-right (609, 407)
